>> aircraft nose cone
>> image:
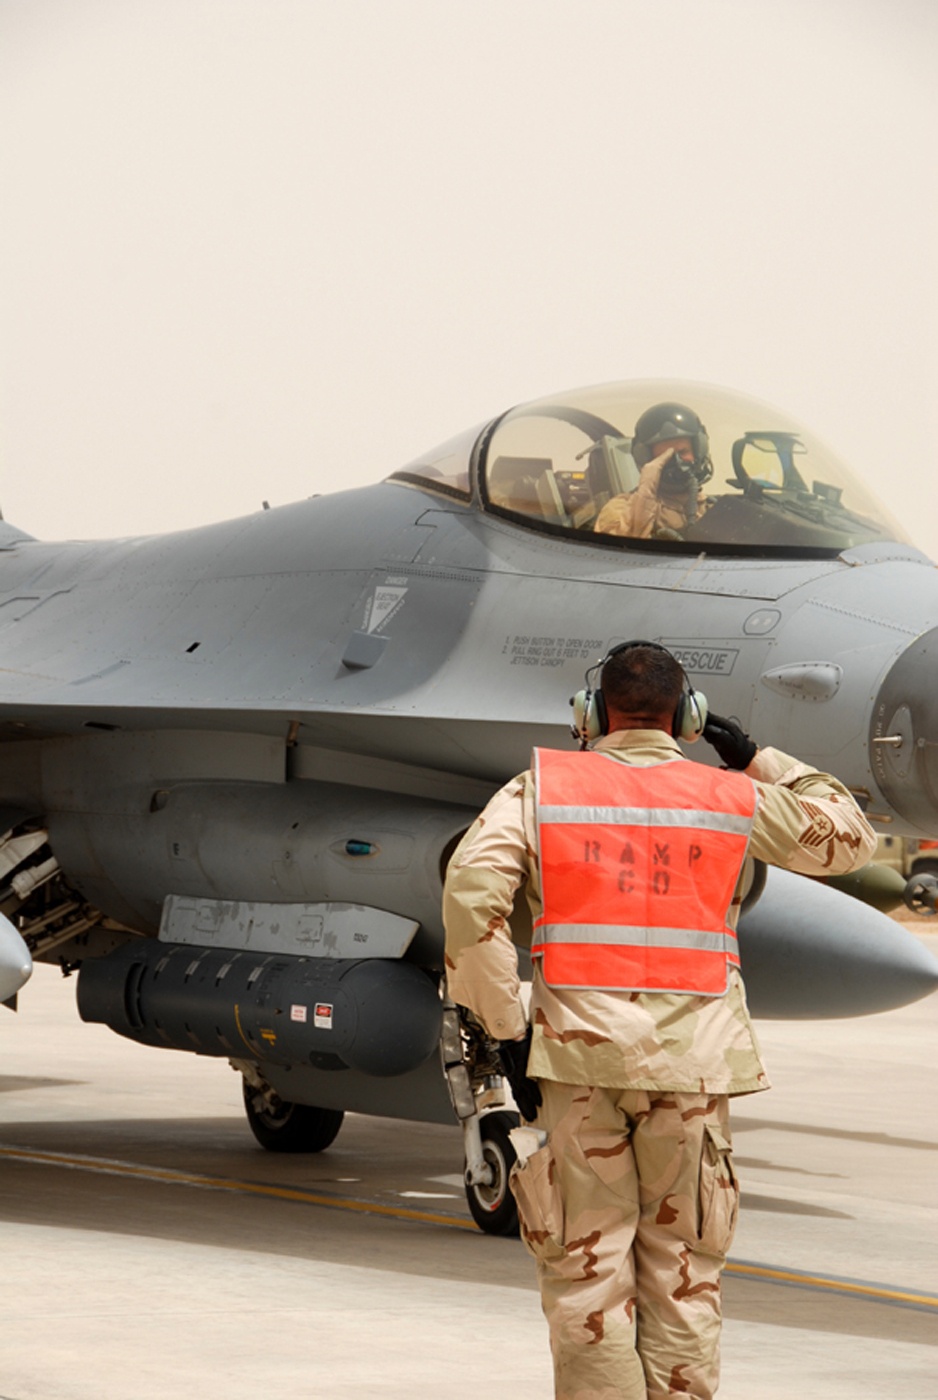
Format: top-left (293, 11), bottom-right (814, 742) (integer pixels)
top-left (0, 912), bottom-right (32, 1001)
top-left (870, 626), bottom-right (938, 830)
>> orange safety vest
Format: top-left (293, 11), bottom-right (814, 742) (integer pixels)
top-left (531, 748), bottom-right (758, 995)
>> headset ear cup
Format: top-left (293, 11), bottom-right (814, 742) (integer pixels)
top-left (680, 689), bottom-right (709, 742)
top-left (672, 694), bottom-right (686, 741)
top-left (572, 689), bottom-right (589, 739)
top-left (593, 690), bottom-right (608, 739)
top-left (572, 689), bottom-right (605, 743)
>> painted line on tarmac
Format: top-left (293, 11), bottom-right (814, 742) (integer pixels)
top-left (4, 1143), bottom-right (937, 1313)
top-left (0, 1143), bottom-right (479, 1231)
top-left (724, 1259), bottom-right (938, 1312)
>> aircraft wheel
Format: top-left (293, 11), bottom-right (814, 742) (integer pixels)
top-left (242, 1078), bottom-right (345, 1153)
top-left (465, 1110), bottom-right (520, 1236)
top-left (911, 858), bottom-right (938, 881)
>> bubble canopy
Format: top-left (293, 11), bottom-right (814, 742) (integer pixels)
top-left (392, 380), bottom-right (907, 556)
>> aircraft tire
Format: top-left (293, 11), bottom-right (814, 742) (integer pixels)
top-left (911, 858), bottom-right (938, 882)
top-left (242, 1079), bottom-right (345, 1153)
top-left (465, 1110), bottom-right (520, 1237)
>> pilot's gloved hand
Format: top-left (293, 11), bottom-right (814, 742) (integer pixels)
top-left (498, 1027), bottom-right (542, 1123)
top-left (703, 713), bottom-right (758, 770)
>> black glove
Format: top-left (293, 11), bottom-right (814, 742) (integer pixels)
top-left (703, 713), bottom-right (758, 770)
top-left (498, 1027), bottom-right (543, 1122)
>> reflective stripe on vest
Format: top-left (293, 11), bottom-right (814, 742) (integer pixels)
top-left (531, 747), bottom-right (758, 995)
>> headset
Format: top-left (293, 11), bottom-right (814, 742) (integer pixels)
top-left (570, 640), bottom-right (708, 749)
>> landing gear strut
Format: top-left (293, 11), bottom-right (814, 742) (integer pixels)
top-left (440, 1000), bottom-right (523, 1236)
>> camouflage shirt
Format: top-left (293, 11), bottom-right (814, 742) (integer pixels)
top-left (593, 454), bottom-right (711, 539)
top-left (443, 730), bottom-right (877, 1096)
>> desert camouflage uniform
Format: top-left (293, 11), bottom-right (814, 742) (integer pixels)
top-left (443, 730), bottom-right (875, 1399)
top-left (594, 456), bottom-right (711, 539)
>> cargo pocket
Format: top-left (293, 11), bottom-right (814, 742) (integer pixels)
top-left (510, 1146), bottom-right (565, 1264)
top-left (697, 1123), bottom-right (739, 1256)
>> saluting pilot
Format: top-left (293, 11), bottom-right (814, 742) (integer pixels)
top-left (443, 642), bottom-right (875, 1400)
top-left (595, 402), bottom-right (713, 539)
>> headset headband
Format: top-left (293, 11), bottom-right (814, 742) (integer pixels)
top-left (571, 640), bottom-right (708, 748)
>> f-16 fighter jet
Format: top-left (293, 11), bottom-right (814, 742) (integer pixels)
top-left (1, 379), bottom-right (935, 1230)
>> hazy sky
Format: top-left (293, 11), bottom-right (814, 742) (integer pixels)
top-left (2, 0), bottom-right (936, 556)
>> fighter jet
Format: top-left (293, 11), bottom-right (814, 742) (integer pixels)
top-left (1, 378), bottom-right (936, 1232)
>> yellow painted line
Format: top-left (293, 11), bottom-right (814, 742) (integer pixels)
top-left (0, 1144), bottom-right (477, 1231)
top-left (4, 1143), bottom-right (937, 1311)
top-left (725, 1260), bottom-right (938, 1311)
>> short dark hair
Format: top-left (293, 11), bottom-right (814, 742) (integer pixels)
top-left (601, 644), bottom-right (684, 720)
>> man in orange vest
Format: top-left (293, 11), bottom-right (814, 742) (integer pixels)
top-left (443, 642), bottom-right (875, 1400)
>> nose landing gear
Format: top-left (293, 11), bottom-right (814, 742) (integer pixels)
top-left (464, 1108), bottom-right (520, 1236)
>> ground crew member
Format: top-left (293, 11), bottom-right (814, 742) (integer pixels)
top-left (443, 641), bottom-right (876, 1400)
top-left (594, 403), bottom-right (713, 539)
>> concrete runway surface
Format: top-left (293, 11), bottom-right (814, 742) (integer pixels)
top-left (2, 932), bottom-right (936, 1400)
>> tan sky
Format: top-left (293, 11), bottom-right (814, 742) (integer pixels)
top-left (1, 0), bottom-right (936, 557)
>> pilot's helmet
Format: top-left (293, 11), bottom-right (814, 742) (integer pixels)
top-left (632, 402), bottom-right (712, 484)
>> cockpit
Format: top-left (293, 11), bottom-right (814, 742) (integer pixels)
top-left (389, 380), bottom-right (907, 555)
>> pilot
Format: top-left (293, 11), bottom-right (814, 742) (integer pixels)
top-left (443, 642), bottom-right (875, 1400)
top-left (594, 402), bottom-right (713, 538)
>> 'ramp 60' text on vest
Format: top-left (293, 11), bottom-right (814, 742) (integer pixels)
top-left (531, 748), bottom-right (758, 995)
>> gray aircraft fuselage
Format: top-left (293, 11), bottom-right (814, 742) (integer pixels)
top-left (1, 378), bottom-right (936, 1129)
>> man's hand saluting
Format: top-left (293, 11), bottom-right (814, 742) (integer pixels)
top-left (703, 713), bottom-right (758, 770)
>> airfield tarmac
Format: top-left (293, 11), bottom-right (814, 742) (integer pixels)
top-left (2, 930), bottom-right (936, 1400)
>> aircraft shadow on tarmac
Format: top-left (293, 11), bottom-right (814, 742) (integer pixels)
top-left (738, 1193), bottom-right (852, 1219)
top-left (733, 1114), bottom-right (938, 1155)
top-left (2, 1115), bottom-right (935, 1351)
top-left (0, 1130), bottom-right (527, 1292)
top-left (0, 1075), bottom-right (81, 1093)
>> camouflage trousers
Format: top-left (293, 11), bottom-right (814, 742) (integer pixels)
top-left (510, 1081), bottom-right (739, 1400)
